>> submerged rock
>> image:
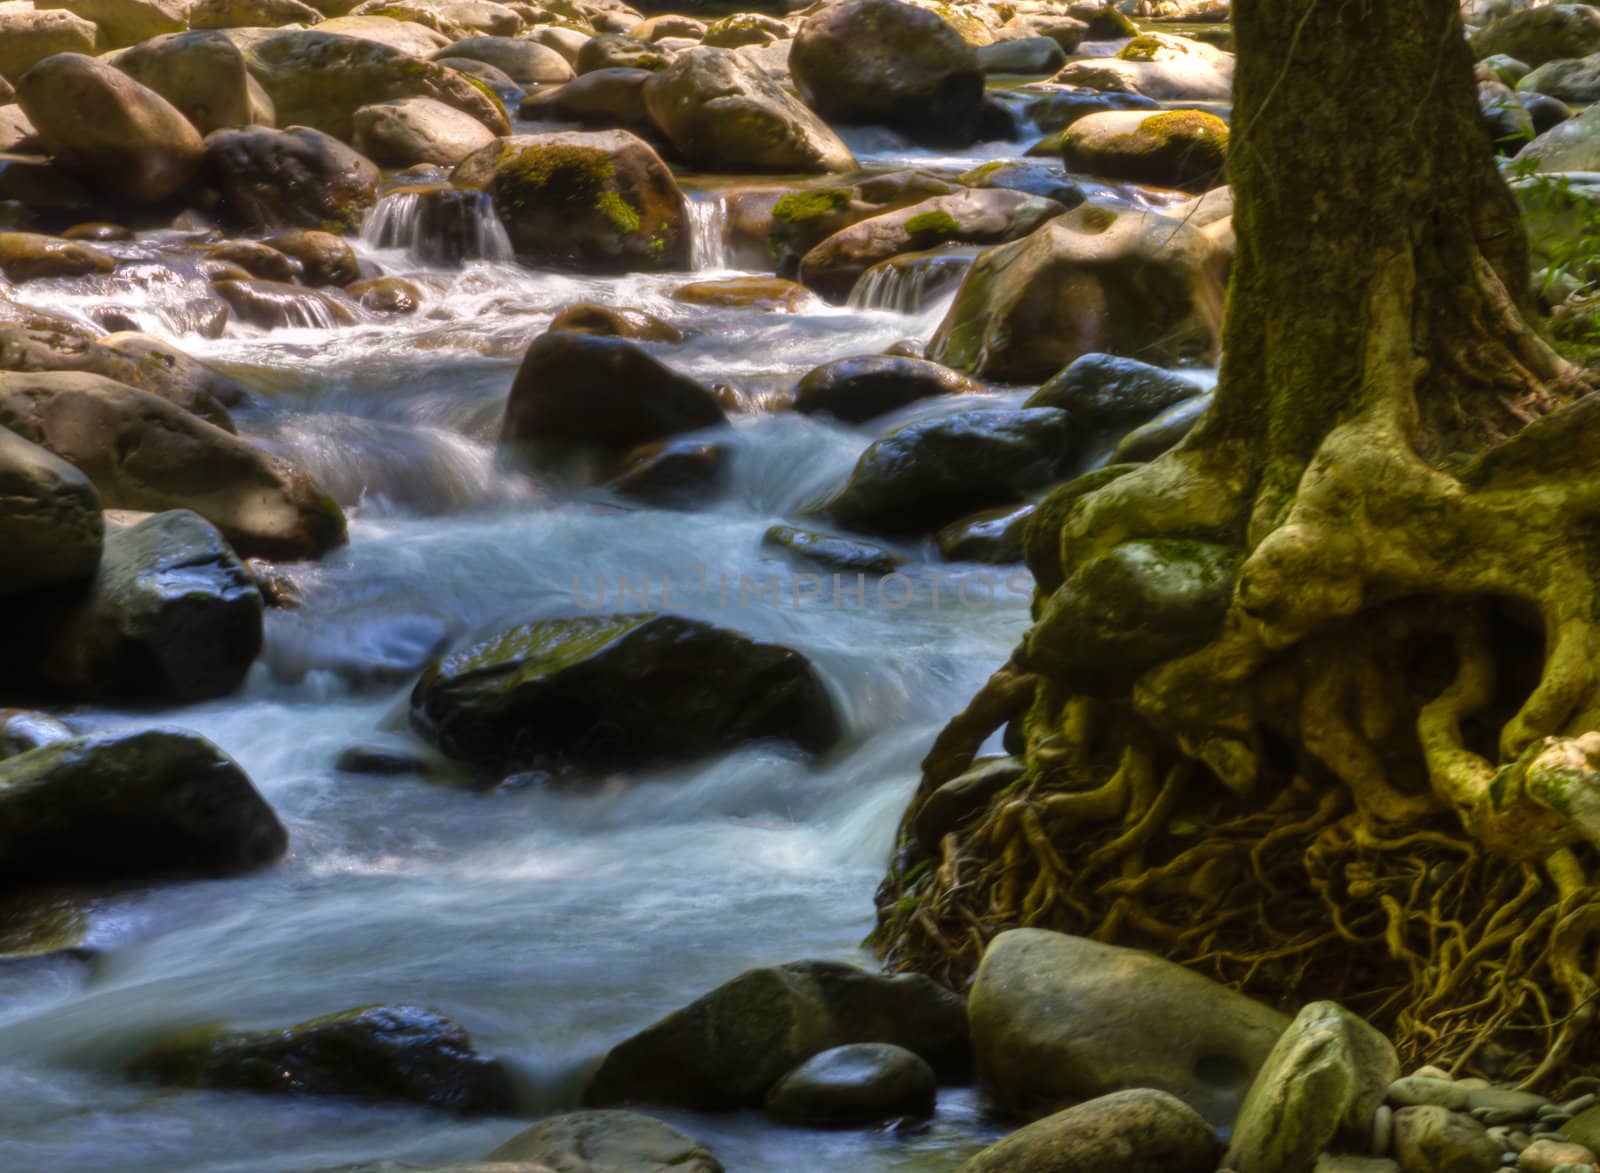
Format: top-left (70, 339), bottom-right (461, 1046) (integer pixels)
top-left (23, 510), bottom-right (263, 703)
top-left (0, 728), bottom-right (287, 887)
top-left (764, 1042), bottom-right (936, 1126)
top-left (826, 408), bottom-right (1072, 536)
top-left (0, 424), bottom-right (102, 597)
top-left (957, 1088), bottom-right (1219, 1173)
top-left (790, 0), bottom-right (985, 147)
top-left (1055, 32), bottom-right (1234, 101)
top-left (128, 1005), bottom-right (514, 1114)
top-left (967, 928), bottom-right (1288, 1126)
top-left (792, 354), bottom-right (980, 423)
top-left (17, 53), bottom-right (204, 205)
top-left (929, 202), bottom-right (1228, 381)
top-left (643, 47), bottom-right (856, 175)
top-left (500, 331), bottom-right (724, 467)
top-left (487, 1110), bottom-right (722, 1171)
top-left (586, 959), bottom-right (968, 1109)
top-left (762, 525), bottom-right (906, 575)
top-left (411, 612), bottom-right (838, 775)
top-left (0, 371), bottom-right (346, 560)
top-left (454, 130), bottom-right (689, 273)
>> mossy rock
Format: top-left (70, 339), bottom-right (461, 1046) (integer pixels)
top-left (455, 131), bottom-right (687, 273)
top-left (1062, 109), bottom-right (1229, 193)
top-left (127, 1004), bottom-right (515, 1114)
top-left (1022, 538), bottom-right (1241, 695)
top-left (410, 613), bottom-right (839, 776)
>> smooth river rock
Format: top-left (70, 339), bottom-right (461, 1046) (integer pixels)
top-left (967, 928), bottom-right (1289, 1126)
top-left (957, 1088), bottom-right (1220, 1173)
top-left (487, 1110), bottom-right (723, 1172)
top-left (0, 423), bottom-right (101, 596)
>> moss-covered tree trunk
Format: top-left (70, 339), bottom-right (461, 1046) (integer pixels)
top-left (875, 0), bottom-right (1600, 1085)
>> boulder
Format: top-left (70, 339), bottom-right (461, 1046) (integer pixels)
top-left (672, 277), bottom-right (815, 312)
top-left (1391, 1105), bottom-right (1505, 1173)
top-left (1470, 5), bottom-right (1600, 67)
top-left (977, 35), bottom-right (1067, 76)
top-left (190, 0), bottom-right (328, 28)
top-left (1226, 1002), bottom-right (1399, 1173)
top-left (207, 240), bottom-right (301, 282)
top-left (586, 959), bottom-right (968, 1109)
top-left (577, 33), bottom-right (670, 74)
top-left (500, 330), bottom-right (724, 464)
top-left (200, 125), bottom-right (380, 232)
top-left (0, 371), bottom-right (346, 560)
top-left (607, 436), bottom-right (726, 507)
top-left (113, 32), bottom-right (277, 137)
top-left (0, 424), bottom-right (101, 597)
top-left (792, 354), bottom-right (979, 423)
top-left (347, 276), bottom-right (422, 313)
top-left (642, 47), bottom-right (856, 174)
top-left (798, 188), bottom-right (1065, 301)
top-left (762, 525), bottom-right (906, 575)
top-left (703, 13), bottom-right (788, 48)
top-left (316, 14), bottom-right (454, 56)
top-left (764, 1043), bottom-right (936, 1126)
top-left (790, 0), bottom-right (984, 147)
top-left (826, 408), bottom-right (1072, 535)
top-left (0, 728), bottom-right (287, 887)
top-left (0, 324), bottom-right (240, 427)
top-left (928, 202), bottom-right (1228, 380)
top-left (127, 1005), bottom-right (515, 1114)
top-left (16, 53), bottom-right (205, 205)
top-left (1022, 537), bottom-right (1238, 694)
top-left (23, 510), bottom-right (263, 703)
top-left (1518, 56), bottom-right (1600, 104)
top-left (453, 130), bottom-right (689, 272)
top-left (40, 0), bottom-right (187, 50)
top-left (960, 159), bottom-right (1087, 207)
top-left (967, 929), bottom-right (1288, 1125)
top-left (519, 67), bottom-right (654, 133)
top-left (548, 302), bottom-right (683, 342)
top-left (239, 30), bottom-right (511, 142)
top-left (350, 0), bottom-right (520, 36)
top-left (957, 1088), bottom-right (1219, 1173)
top-left (352, 96), bottom-right (496, 167)
top-left (1062, 109), bottom-right (1229, 192)
top-left (265, 228), bottom-right (359, 285)
top-left (487, 1111), bottom-right (722, 1172)
top-left (411, 612), bottom-right (838, 775)
top-left (0, 232), bottom-right (115, 283)
top-left (0, 10), bottom-right (97, 84)
top-left (1054, 33), bottom-right (1234, 101)
top-left (1025, 87), bottom-right (1162, 135)
top-left (1026, 352), bottom-right (1207, 432)
top-left (1516, 101), bottom-right (1600, 171)
top-left (936, 502), bottom-right (1032, 563)
top-left (0, 105), bottom-right (39, 154)
top-left (432, 36), bottom-right (573, 86)
top-left (767, 172), bottom-right (966, 276)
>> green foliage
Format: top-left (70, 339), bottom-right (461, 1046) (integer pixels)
top-left (1509, 161), bottom-right (1600, 303)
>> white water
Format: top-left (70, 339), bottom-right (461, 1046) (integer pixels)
top-left (0, 210), bottom-right (1017, 1173)
top-left (686, 194), bottom-right (733, 272)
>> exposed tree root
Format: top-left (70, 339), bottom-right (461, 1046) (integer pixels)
top-left (874, 255), bottom-right (1600, 1086)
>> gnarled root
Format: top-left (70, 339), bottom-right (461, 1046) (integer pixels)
top-left (874, 357), bottom-right (1600, 1085)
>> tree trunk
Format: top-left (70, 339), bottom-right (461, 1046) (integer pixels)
top-left (874, 0), bottom-right (1600, 1085)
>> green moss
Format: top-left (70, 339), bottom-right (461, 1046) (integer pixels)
top-left (959, 161), bottom-right (1006, 186)
top-left (1143, 109), bottom-right (1230, 146)
top-left (772, 188), bottom-right (852, 225)
top-left (494, 145), bottom-right (639, 234)
top-left (905, 208), bottom-right (962, 237)
top-left (596, 191), bottom-right (641, 235)
top-left (1118, 34), bottom-right (1166, 61)
top-left (445, 615), bottom-right (653, 681)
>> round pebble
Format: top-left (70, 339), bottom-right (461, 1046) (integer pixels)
top-left (1373, 1103), bottom-right (1394, 1154)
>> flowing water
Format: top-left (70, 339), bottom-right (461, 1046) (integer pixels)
top-left (0, 146), bottom-right (1050, 1172)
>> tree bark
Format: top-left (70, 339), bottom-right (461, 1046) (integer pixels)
top-left (874, 0), bottom-right (1600, 1084)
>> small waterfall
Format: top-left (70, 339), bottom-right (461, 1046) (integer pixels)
top-left (361, 187), bottom-right (515, 266)
top-left (686, 194), bottom-right (731, 271)
top-left (847, 249), bottom-right (977, 314)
